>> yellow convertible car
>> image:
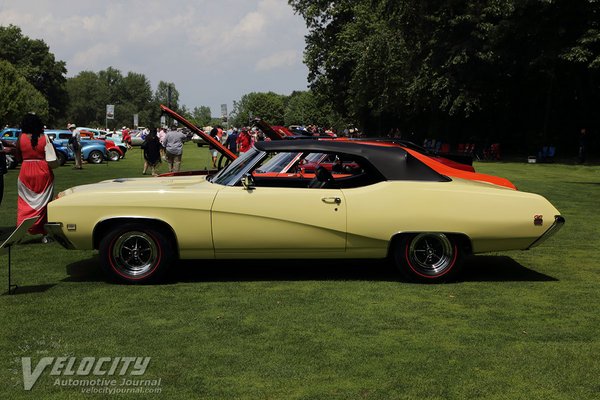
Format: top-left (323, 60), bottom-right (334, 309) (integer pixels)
top-left (46, 140), bottom-right (564, 283)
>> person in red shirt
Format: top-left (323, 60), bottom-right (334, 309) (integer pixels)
top-left (236, 128), bottom-right (253, 153)
top-left (121, 127), bottom-right (132, 149)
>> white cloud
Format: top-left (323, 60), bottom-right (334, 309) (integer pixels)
top-left (256, 49), bottom-right (301, 71)
top-left (0, 0), bottom-right (309, 114)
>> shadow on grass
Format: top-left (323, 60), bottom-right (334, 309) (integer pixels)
top-left (0, 225), bottom-right (17, 242)
top-left (61, 254), bottom-right (556, 284)
top-left (62, 255), bottom-right (105, 282)
top-left (565, 181), bottom-right (600, 186)
top-left (172, 259), bottom-right (399, 283)
top-left (460, 255), bottom-right (557, 282)
top-left (2, 283), bottom-right (56, 296)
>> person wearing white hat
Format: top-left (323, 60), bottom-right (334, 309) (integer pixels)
top-left (68, 123), bottom-right (82, 169)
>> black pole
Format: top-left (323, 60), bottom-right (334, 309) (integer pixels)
top-left (8, 245), bottom-right (17, 295)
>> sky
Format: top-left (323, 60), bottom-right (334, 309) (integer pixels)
top-left (0, 0), bottom-right (310, 118)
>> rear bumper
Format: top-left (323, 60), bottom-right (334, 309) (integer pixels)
top-left (45, 222), bottom-right (76, 249)
top-left (527, 215), bottom-right (565, 249)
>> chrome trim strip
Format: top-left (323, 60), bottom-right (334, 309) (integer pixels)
top-left (44, 222), bottom-right (76, 249)
top-left (527, 215), bottom-right (565, 249)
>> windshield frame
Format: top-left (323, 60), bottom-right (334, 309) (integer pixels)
top-left (209, 147), bottom-right (263, 186)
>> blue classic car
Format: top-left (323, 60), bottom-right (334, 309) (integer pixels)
top-left (1, 127), bottom-right (21, 141)
top-left (45, 130), bottom-right (108, 165)
top-left (78, 127), bottom-right (128, 157)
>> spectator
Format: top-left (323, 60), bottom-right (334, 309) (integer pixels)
top-left (164, 128), bottom-right (187, 172)
top-left (225, 128), bottom-right (238, 154)
top-left (237, 128), bottom-right (253, 154)
top-left (141, 128), bottom-right (163, 176)
top-left (122, 126), bottom-right (132, 149)
top-left (209, 127), bottom-right (219, 168)
top-left (16, 113), bottom-right (55, 243)
top-left (158, 127), bottom-right (167, 160)
top-left (68, 123), bottom-right (82, 169)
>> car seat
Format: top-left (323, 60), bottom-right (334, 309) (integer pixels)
top-left (309, 166), bottom-right (334, 188)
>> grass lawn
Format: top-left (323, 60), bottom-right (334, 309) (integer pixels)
top-left (1, 144), bottom-right (599, 399)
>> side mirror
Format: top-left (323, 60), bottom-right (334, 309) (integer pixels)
top-left (242, 173), bottom-right (255, 191)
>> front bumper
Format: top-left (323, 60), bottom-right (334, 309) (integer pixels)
top-left (45, 222), bottom-right (76, 249)
top-left (527, 215), bottom-right (566, 249)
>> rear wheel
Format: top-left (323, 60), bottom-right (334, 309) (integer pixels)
top-left (108, 149), bottom-right (120, 161)
top-left (57, 151), bottom-right (67, 166)
top-left (394, 233), bottom-right (463, 282)
top-left (99, 223), bottom-right (174, 284)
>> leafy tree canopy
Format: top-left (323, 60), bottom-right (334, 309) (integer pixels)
top-left (0, 24), bottom-right (67, 125)
top-left (289, 0), bottom-right (600, 152)
top-left (0, 60), bottom-right (49, 125)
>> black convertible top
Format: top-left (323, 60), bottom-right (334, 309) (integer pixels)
top-left (254, 140), bottom-right (447, 182)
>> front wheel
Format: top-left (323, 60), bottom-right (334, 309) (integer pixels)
top-left (88, 150), bottom-right (103, 164)
top-left (394, 233), bottom-right (463, 282)
top-left (99, 223), bottom-right (175, 284)
top-left (6, 154), bottom-right (18, 169)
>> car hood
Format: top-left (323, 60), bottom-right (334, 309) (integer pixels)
top-left (58, 175), bottom-right (212, 198)
top-left (160, 104), bottom-right (236, 161)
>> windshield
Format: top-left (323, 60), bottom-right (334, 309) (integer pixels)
top-left (304, 153), bottom-right (326, 163)
top-left (210, 148), bottom-right (260, 186)
top-left (255, 152), bottom-right (300, 173)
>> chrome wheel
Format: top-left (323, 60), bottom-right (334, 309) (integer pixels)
top-left (6, 154), bottom-right (18, 169)
top-left (88, 150), bottom-right (103, 164)
top-left (111, 231), bottom-right (159, 278)
top-left (108, 150), bottom-right (120, 161)
top-left (100, 223), bottom-right (174, 283)
top-left (406, 233), bottom-right (456, 277)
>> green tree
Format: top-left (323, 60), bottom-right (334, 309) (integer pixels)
top-left (290, 0), bottom-right (600, 152)
top-left (118, 72), bottom-right (153, 128)
top-left (0, 60), bottom-right (49, 125)
top-left (155, 81), bottom-right (180, 110)
top-left (284, 90), bottom-right (345, 128)
top-left (66, 68), bottom-right (158, 129)
top-left (232, 92), bottom-right (286, 126)
top-left (189, 106), bottom-right (212, 127)
top-left (0, 24), bottom-right (67, 125)
top-left (66, 70), bottom-right (108, 126)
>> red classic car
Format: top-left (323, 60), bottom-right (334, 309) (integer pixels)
top-left (159, 105), bottom-right (515, 189)
top-left (79, 130), bottom-right (123, 161)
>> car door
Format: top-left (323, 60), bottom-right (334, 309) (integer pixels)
top-left (211, 185), bottom-right (346, 258)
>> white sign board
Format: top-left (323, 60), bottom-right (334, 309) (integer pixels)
top-left (106, 105), bottom-right (115, 120)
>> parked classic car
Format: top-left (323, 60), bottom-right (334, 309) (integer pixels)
top-left (252, 117), bottom-right (476, 172)
top-left (45, 140), bottom-right (564, 284)
top-left (0, 127), bottom-right (21, 141)
top-left (159, 105), bottom-right (514, 189)
top-left (77, 127), bottom-right (127, 157)
top-left (44, 129), bottom-right (108, 164)
top-left (1, 139), bottom-right (19, 169)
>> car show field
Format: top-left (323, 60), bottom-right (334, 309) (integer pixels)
top-left (0, 144), bottom-right (599, 399)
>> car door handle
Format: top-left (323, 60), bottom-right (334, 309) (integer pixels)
top-left (321, 197), bottom-right (341, 205)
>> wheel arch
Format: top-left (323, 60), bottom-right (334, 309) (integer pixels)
top-left (93, 218), bottom-right (179, 256)
top-left (387, 231), bottom-right (473, 259)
